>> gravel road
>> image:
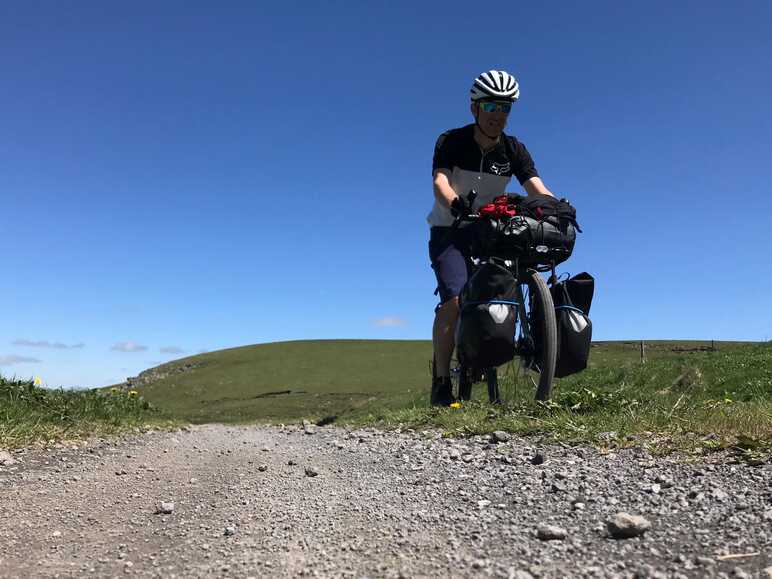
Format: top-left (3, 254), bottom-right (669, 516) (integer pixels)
top-left (1, 424), bottom-right (770, 579)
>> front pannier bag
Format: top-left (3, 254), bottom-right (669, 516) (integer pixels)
top-left (551, 272), bottom-right (594, 378)
top-left (456, 261), bottom-right (519, 369)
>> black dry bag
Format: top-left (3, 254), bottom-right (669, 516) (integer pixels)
top-left (456, 261), bottom-right (518, 369)
top-left (551, 273), bottom-right (594, 378)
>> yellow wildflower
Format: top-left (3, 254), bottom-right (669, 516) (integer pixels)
top-left (450, 402), bottom-right (461, 409)
top-left (128, 390), bottom-right (139, 397)
top-left (33, 376), bottom-right (43, 386)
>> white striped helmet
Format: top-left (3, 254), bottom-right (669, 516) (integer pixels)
top-left (470, 70), bottom-right (520, 102)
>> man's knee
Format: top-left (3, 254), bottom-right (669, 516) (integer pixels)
top-left (435, 296), bottom-right (460, 316)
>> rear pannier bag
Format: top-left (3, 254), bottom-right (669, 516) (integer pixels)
top-left (552, 273), bottom-right (594, 378)
top-left (456, 261), bottom-right (518, 369)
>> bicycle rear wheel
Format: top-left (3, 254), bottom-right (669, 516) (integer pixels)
top-left (520, 270), bottom-right (557, 401)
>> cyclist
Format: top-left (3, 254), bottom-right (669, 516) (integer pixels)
top-left (428, 69), bottom-right (556, 406)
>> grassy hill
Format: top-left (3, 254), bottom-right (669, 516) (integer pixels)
top-left (122, 339), bottom-right (770, 434)
top-left (125, 340), bottom-right (434, 423)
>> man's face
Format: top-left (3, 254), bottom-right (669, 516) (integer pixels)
top-left (471, 100), bottom-right (511, 136)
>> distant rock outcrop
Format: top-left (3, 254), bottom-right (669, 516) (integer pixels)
top-left (122, 362), bottom-right (201, 390)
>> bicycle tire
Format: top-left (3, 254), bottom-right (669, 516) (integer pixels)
top-left (523, 270), bottom-right (557, 401)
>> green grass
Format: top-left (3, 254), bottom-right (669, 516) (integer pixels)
top-left (0, 376), bottom-right (180, 449)
top-left (126, 339), bottom-right (772, 450)
top-left (5, 339), bottom-right (772, 455)
top-left (359, 341), bottom-right (772, 457)
top-left (129, 340), bottom-right (434, 423)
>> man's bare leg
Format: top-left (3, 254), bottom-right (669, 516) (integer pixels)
top-left (432, 297), bottom-right (460, 378)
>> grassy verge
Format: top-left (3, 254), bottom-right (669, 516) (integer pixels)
top-left (0, 376), bottom-right (181, 450)
top-left (24, 339), bottom-right (763, 459)
top-left (352, 342), bottom-right (772, 458)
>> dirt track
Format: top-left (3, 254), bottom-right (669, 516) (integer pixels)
top-left (1, 424), bottom-right (770, 578)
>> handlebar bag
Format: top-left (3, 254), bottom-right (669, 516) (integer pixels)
top-left (472, 215), bottom-right (576, 265)
top-left (456, 261), bottom-right (518, 369)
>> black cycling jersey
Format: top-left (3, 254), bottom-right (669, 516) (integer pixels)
top-left (428, 124), bottom-right (539, 227)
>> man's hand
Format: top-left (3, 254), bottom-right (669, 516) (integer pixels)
top-left (450, 196), bottom-right (471, 218)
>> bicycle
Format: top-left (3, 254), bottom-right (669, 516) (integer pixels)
top-left (433, 191), bottom-right (559, 403)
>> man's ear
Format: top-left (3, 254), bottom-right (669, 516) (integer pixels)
top-left (470, 101), bottom-right (478, 116)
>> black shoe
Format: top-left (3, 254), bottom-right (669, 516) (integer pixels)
top-left (430, 376), bottom-right (453, 407)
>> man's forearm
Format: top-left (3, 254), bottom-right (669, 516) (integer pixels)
top-left (433, 171), bottom-right (458, 208)
top-left (523, 176), bottom-right (555, 197)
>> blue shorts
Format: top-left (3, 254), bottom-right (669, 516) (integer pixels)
top-left (429, 226), bottom-right (474, 305)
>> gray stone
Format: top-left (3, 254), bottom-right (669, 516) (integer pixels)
top-left (633, 565), bottom-right (667, 579)
top-left (0, 451), bottom-right (17, 466)
top-left (536, 524), bottom-right (567, 540)
top-left (491, 431), bottom-right (511, 443)
top-left (696, 557), bottom-right (716, 566)
top-left (711, 488), bottom-right (729, 501)
top-left (155, 501), bottom-right (174, 514)
top-left (303, 422), bottom-right (317, 435)
top-left (607, 513), bottom-right (651, 539)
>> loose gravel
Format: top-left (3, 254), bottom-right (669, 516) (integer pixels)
top-left (0, 424), bottom-right (770, 578)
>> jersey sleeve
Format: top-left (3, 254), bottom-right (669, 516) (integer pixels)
top-left (432, 131), bottom-right (454, 174)
top-left (509, 138), bottom-right (540, 185)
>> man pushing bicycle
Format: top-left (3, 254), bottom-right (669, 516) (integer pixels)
top-left (428, 69), bottom-right (557, 407)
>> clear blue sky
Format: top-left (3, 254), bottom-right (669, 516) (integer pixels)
top-left (2, 0), bottom-right (771, 388)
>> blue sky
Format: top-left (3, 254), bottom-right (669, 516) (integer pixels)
top-left (2, 0), bottom-right (771, 388)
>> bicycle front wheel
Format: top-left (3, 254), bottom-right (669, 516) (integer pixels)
top-left (522, 270), bottom-right (557, 401)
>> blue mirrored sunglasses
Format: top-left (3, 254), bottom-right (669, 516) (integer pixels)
top-left (479, 101), bottom-right (512, 113)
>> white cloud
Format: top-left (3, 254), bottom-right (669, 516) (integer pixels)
top-left (160, 346), bottom-right (186, 354)
top-left (373, 316), bottom-right (407, 327)
top-left (13, 339), bottom-right (84, 349)
top-left (111, 341), bottom-right (148, 353)
top-left (0, 354), bottom-right (41, 366)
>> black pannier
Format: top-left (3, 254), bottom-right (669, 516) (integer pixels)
top-left (552, 273), bottom-right (594, 378)
top-left (456, 261), bottom-right (519, 369)
top-left (472, 195), bottom-right (580, 266)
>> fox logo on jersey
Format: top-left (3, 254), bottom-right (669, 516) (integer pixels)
top-left (489, 161), bottom-right (511, 176)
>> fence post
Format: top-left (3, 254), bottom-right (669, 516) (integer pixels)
top-left (640, 340), bottom-right (646, 364)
